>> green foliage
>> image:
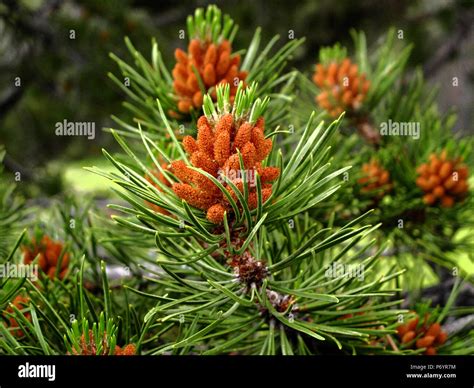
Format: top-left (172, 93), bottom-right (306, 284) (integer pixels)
top-left (186, 5), bottom-right (237, 43)
top-left (318, 43), bottom-right (347, 65)
top-left (0, 148), bottom-right (27, 260)
top-left (64, 313), bottom-right (118, 356)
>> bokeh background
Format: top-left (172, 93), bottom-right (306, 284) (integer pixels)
top-left (0, 0), bottom-right (473, 198)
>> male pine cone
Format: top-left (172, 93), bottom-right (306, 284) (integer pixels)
top-left (397, 316), bottom-right (447, 355)
top-left (23, 235), bottom-right (69, 280)
top-left (416, 150), bottom-right (469, 208)
top-left (313, 58), bottom-right (370, 118)
top-left (171, 114), bottom-right (279, 224)
top-left (173, 39), bottom-right (247, 114)
top-left (358, 159), bottom-right (392, 198)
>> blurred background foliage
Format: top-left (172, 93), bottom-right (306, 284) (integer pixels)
top-left (0, 0), bottom-right (472, 197)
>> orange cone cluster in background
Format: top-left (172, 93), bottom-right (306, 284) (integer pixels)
top-left (313, 58), bottom-right (370, 118)
top-left (145, 162), bottom-right (172, 215)
top-left (171, 114), bottom-right (279, 224)
top-left (115, 344), bottom-right (136, 355)
top-left (358, 160), bottom-right (392, 197)
top-left (416, 150), bottom-right (469, 208)
top-left (397, 315), bottom-right (447, 355)
top-left (173, 39), bottom-right (248, 113)
top-left (3, 295), bottom-right (31, 337)
top-left (23, 235), bottom-right (69, 280)
top-left (69, 330), bottom-right (136, 355)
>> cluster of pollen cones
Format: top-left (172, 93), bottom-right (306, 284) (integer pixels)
top-left (170, 114), bottom-right (279, 224)
top-left (313, 58), bottom-right (370, 118)
top-left (397, 316), bottom-right (447, 355)
top-left (69, 331), bottom-right (136, 356)
top-left (173, 39), bottom-right (248, 114)
top-left (416, 150), bottom-right (469, 208)
top-left (23, 235), bottom-right (69, 280)
top-left (145, 162), bottom-right (172, 215)
top-left (3, 295), bottom-right (31, 337)
top-left (358, 160), bottom-right (392, 197)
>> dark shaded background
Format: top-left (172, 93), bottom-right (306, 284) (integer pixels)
top-left (0, 0), bottom-right (472, 195)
